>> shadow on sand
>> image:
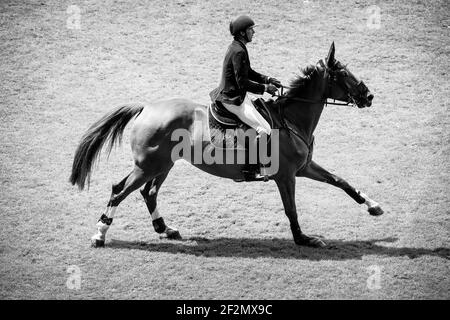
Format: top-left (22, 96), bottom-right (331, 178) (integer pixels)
top-left (107, 236), bottom-right (449, 261)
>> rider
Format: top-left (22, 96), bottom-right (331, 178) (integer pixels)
top-left (210, 15), bottom-right (282, 138)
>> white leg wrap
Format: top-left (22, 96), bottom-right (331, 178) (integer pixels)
top-left (151, 207), bottom-right (161, 220)
top-left (92, 221), bottom-right (109, 241)
top-left (359, 191), bottom-right (379, 208)
top-left (92, 206), bottom-right (117, 241)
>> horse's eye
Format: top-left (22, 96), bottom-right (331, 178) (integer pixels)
top-left (339, 70), bottom-right (348, 77)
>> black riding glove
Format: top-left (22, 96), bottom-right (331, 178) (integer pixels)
top-left (264, 83), bottom-right (278, 95)
top-left (268, 77), bottom-right (282, 88)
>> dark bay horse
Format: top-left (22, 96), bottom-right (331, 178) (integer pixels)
top-left (70, 43), bottom-right (383, 248)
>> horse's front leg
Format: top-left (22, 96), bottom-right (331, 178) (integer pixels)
top-left (275, 175), bottom-right (326, 247)
top-left (298, 161), bottom-right (384, 216)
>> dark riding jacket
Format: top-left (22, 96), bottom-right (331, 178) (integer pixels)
top-left (210, 39), bottom-right (269, 106)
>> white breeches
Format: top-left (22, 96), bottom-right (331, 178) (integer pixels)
top-left (223, 95), bottom-right (271, 135)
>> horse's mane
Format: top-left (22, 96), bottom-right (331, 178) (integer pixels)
top-left (286, 64), bottom-right (316, 97)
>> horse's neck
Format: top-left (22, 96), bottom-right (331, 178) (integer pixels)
top-left (285, 102), bottom-right (324, 141)
top-left (283, 85), bottom-right (326, 141)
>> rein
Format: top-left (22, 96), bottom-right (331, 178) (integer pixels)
top-left (274, 85), bottom-right (354, 106)
top-left (268, 65), bottom-right (361, 150)
top-left (271, 87), bottom-right (314, 148)
top-left (271, 78), bottom-right (353, 149)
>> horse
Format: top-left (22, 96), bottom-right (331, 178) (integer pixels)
top-left (70, 42), bottom-right (383, 248)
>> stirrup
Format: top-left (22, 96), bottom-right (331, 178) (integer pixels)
top-left (259, 166), bottom-right (270, 182)
top-left (234, 168), bottom-right (271, 182)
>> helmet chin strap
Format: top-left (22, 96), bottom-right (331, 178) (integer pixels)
top-left (238, 31), bottom-right (250, 43)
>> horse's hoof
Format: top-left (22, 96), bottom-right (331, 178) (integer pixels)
top-left (91, 234), bottom-right (105, 248)
top-left (295, 235), bottom-right (326, 248)
top-left (91, 238), bottom-right (105, 248)
top-left (368, 205), bottom-right (384, 216)
top-left (165, 228), bottom-right (182, 240)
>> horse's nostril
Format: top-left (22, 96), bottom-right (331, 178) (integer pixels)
top-left (367, 94), bottom-right (374, 101)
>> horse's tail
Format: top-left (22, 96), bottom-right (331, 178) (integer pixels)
top-left (69, 104), bottom-right (145, 190)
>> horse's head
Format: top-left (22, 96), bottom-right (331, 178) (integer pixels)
top-left (324, 42), bottom-right (374, 108)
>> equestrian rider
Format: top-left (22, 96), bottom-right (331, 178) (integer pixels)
top-left (210, 15), bottom-right (282, 138)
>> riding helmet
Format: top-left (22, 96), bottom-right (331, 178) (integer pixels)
top-left (229, 15), bottom-right (255, 36)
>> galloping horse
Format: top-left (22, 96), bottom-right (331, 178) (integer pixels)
top-left (70, 43), bottom-right (383, 248)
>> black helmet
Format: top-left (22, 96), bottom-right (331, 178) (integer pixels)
top-left (229, 15), bottom-right (255, 36)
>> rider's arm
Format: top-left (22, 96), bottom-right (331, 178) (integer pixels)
top-left (232, 51), bottom-right (265, 95)
top-left (248, 68), bottom-right (269, 84)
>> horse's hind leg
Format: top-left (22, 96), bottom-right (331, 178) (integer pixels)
top-left (140, 168), bottom-right (182, 240)
top-left (298, 161), bottom-right (384, 216)
top-left (91, 166), bottom-right (150, 247)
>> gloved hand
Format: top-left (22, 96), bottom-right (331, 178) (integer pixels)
top-left (264, 83), bottom-right (278, 95)
top-left (268, 77), bottom-right (282, 88)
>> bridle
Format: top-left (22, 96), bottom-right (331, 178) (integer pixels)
top-left (270, 63), bottom-right (367, 148)
top-left (326, 65), bottom-right (370, 108)
top-left (272, 63), bottom-right (366, 107)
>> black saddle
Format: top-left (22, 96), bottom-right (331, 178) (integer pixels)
top-left (209, 98), bottom-right (272, 129)
top-left (207, 99), bottom-right (276, 182)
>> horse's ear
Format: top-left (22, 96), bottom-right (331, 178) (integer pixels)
top-left (326, 41), bottom-right (335, 67)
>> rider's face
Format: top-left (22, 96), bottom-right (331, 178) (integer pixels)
top-left (245, 26), bottom-right (255, 42)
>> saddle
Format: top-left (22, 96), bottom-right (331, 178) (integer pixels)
top-left (209, 98), bottom-right (272, 129)
top-left (208, 98), bottom-right (273, 148)
top-left (207, 98), bottom-right (274, 181)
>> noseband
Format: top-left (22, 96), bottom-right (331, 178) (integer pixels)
top-left (327, 70), bottom-right (369, 107)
